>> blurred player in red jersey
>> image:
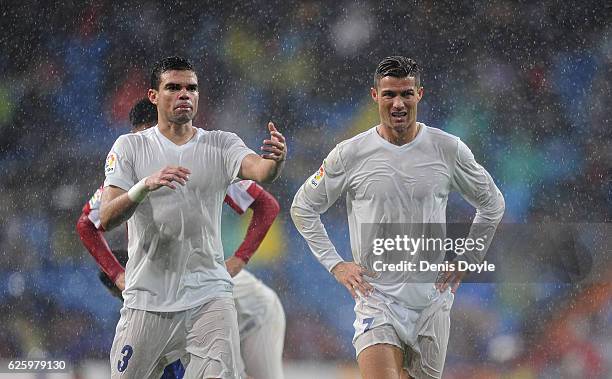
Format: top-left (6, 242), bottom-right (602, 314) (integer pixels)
top-left (77, 98), bottom-right (285, 379)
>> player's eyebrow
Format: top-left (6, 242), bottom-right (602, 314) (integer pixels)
top-left (164, 83), bottom-right (198, 91)
top-left (381, 89), bottom-right (414, 97)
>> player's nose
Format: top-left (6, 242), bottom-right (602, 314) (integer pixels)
top-left (392, 97), bottom-right (406, 110)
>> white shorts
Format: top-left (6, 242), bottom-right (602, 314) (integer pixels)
top-left (353, 289), bottom-right (454, 379)
top-left (233, 270), bottom-right (285, 379)
top-left (110, 296), bottom-right (242, 379)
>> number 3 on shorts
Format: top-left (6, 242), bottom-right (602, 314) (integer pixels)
top-left (117, 345), bottom-right (133, 372)
top-left (363, 317), bottom-right (374, 332)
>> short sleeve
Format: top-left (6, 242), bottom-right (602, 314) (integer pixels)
top-left (103, 135), bottom-right (136, 191)
top-left (221, 132), bottom-right (256, 182)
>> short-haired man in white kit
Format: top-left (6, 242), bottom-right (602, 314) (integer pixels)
top-left (100, 56), bottom-right (287, 379)
top-left (291, 56), bottom-right (504, 379)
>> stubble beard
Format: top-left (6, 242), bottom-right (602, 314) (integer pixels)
top-left (169, 111), bottom-right (194, 126)
top-left (380, 114), bottom-right (419, 145)
top-left (385, 118), bottom-right (415, 135)
top-left (391, 108), bottom-right (417, 134)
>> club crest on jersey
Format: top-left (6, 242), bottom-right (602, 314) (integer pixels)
top-left (105, 153), bottom-right (117, 175)
top-left (309, 164), bottom-right (325, 188)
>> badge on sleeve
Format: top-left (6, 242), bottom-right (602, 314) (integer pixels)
top-left (105, 153), bottom-right (117, 175)
top-left (309, 163), bottom-right (325, 188)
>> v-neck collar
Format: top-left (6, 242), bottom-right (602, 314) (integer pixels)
top-left (155, 125), bottom-right (199, 150)
top-left (373, 123), bottom-right (426, 151)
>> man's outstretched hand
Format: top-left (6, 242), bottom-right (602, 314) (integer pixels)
top-left (261, 122), bottom-right (287, 162)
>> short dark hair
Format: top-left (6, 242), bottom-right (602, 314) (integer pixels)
top-left (150, 55), bottom-right (195, 90)
top-left (374, 56), bottom-right (422, 88)
top-left (129, 98), bottom-right (157, 127)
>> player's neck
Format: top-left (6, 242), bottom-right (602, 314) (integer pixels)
top-left (377, 122), bottom-right (420, 146)
top-left (158, 122), bottom-right (196, 146)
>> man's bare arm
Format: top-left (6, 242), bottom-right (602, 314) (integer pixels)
top-left (239, 122), bottom-right (286, 183)
top-left (100, 165), bottom-right (191, 230)
top-left (239, 154), bottom-right (285, 183)
top-left (100, 186), bottom-right (139, 231)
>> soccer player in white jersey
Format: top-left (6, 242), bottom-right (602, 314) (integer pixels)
top-left (291, 56), bottom-right (505, 379)
top-left (77, 99), bottom-right (285, 379)
top-left (99, 56), bottom-right (287, 379)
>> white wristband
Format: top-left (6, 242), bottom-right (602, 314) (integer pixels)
top-left (127, 178), bottom-right (150, 203)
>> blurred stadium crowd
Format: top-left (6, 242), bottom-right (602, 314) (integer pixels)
top-left (0, 1), bottom-right (610, 377)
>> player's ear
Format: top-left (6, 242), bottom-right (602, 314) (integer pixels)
top-left (416, 86), bottom-right (424, 101)
top-left (148, 88), bottom-right (158, 105)
top-left (371, 87), bottom-right (378, 103)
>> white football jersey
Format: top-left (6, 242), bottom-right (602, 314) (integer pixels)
top-left (85, 181), bottom-right (260, 230)
top-left (104, 126), bottom-right (255, 312)
top-left (291, 124), bottom-right (505, 309)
